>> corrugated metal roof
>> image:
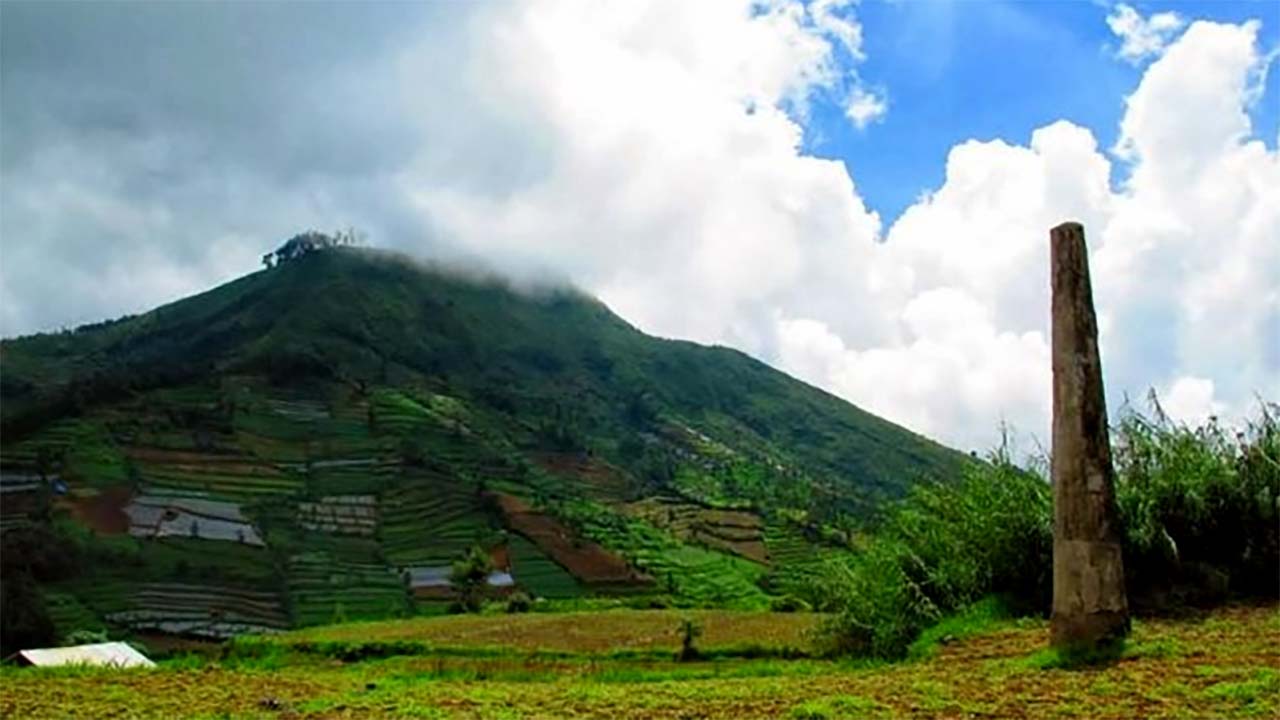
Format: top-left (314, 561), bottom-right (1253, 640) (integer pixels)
top-left (405, 568), bottom-right (516, 588)
top-left (17, 642), bottom-right (155, 669)
top-left (407, 566), bottom-right (452, 588)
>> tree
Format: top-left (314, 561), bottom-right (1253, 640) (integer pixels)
top-left (0, 573), bottom-right (55, 656)
top-left (677, 617), bottom-right (703, 661)
top-left (450, 546), bottom-right (494, 613)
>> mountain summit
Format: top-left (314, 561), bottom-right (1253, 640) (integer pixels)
top-left (1, 244), bottom-right (967, 636)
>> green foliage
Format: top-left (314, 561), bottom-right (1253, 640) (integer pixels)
top-left (788, 695), bottom-right (888, 720)
top-left (770, 595), bottom-right (813, 613)
top-left (1020, 637), bottom-right (1127, 670)
top-left (814, 449), bottom-right (1050, 659)
top-left (61, 628), bottom-right (110, 646)
top-left (450, 546), bottom-right (495, 613)
top-left (505, 591), bottom-right (533, 614)
top-left (677, 617), bottom-right (703, 661)
top-left (555, 498), bottom-right (771, 609)
top-left (1114, 398), bottom-right (1280, 605)
top-left (816, 402), bottom-right (1279, 660)
top-left (0, 573), bottom-right (55, 656)
top-left (0, 246), bottom-right (970, 637)
top-left (1, 247), bottom-right (966, 519)
top-left (905, 596), bottom-right (1012, 660)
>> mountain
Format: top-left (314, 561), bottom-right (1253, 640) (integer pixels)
top-left (0, 244), bottom-right (968, 643)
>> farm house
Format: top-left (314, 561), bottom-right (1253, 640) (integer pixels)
top-left (11, 642), bottom-right (155, 669)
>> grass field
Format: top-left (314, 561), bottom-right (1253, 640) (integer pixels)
top-left (2, 604), bottom-right (1274, 719)
top-left (281, 608), bottom-right (822, 654)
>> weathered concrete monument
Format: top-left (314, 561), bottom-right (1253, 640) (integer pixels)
top-left (1049, 221), bottom-right (1129, 649)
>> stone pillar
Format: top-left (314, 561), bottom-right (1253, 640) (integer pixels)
top-left (1049, 221), bottom-right (1129, 649)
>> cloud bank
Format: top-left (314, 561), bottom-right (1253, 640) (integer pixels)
top-left (2, 1), bottom-right (1276, 451)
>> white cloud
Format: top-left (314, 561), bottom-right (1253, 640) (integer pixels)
top-left (3, 1), bottom-right (1276, 454)
top-left (1158, 376), bottom-right (1225, 427)
top-left (1106, 3), bottom-right (1186, 65)
top-left (408, 3), bottom-right (1275, 451)
top-left (845, 86), bottom-right (888, 129)
top-left (771, 16), bottom-right (1278, 449)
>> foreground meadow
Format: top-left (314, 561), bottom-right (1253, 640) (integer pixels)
top-left (2, 604), bottom-right (1276, 719)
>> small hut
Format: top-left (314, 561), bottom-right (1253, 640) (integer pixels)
top-left (11, 642), bottom-right (155, 669)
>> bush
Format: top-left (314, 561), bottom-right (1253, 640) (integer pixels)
top-left (769, 595), bottom-right (813, 613)
top-left (450, 546), bottom-right (495, 613)
top-left (815, 443), bottom-right (1051, 659)
top-left (815, 401), bottom-right (1279, 659)
top-left (676, 617), bottom-right (703, 662)
top-left (62, 629), bottom-right (110, 646)
top-left (505, 591), bottom-right (533, 614)
top-left (1114, 398), bottom-right (1279, 606)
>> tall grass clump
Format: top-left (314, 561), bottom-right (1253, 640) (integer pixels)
top-left (813, 442), bottom-right (1052, 659)
top-left (1114, 396), bottom-right (1279, 606)
top-left (815, 400), bottom-right (1278, 659)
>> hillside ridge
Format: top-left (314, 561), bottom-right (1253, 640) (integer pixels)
top-left (0, 244), bottom-right (969, 645)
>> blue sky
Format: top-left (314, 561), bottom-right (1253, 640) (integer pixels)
top-left (3, 0), bottom-right (1276, 449)
top-left (805, 0), bottom-right (1280, 225)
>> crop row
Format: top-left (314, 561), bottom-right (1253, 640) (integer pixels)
top-left (105, 582), bottom-right (289, 638)
top-left (507, 536), bottom-right (583, 599)
top-left (379, 477), bottom-right (496, 566)
top-left (287, 552), bottom-right (410, 626)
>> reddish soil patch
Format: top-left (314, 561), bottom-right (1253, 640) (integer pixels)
top-left (132, 633), bottom-right (221, 656)
top-left (489, 492), bottom-right (652, 588)
top-left (489, 543), bottom-right (511, 572)
top-left (624, 498), bottom-right (768, 564)
top-left (531, 452), bottom-right (632, 500)
top-left (125, 448), bottom-right (279, 475)
top-left (63, 485), bottom-right (132, 535)
top-left (0, 491), bottom-right (40, 519)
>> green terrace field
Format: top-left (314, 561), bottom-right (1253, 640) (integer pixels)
top-left (2, 604), bottom-right (1275, 719)
top-left (507, 535), bottom-right (583, 599)
top-left (0, 249), bottom-right (983, 655)
top-left (288, 550), bottom-right (410, 627)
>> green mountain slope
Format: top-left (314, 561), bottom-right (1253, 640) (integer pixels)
top-left (0, 245), bottom-right (968, 644)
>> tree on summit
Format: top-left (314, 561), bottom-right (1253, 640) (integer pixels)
top-left (265, 227), bottom-right (367, 268)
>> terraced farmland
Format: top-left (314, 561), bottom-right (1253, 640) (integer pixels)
top-left (0, 366), bottom-right (910, 644)
top-left (533, 452), bottom-right (634, 501)
top-left (2, 419), bottom-right (128, 488)
top-left (0, 473), bottom-right (42, 532)
top-left (507, 534), bottom-right (583, 599)
top-left (42, 591), bottom-right (107, 637)
top-left (287, 550), bottom-right (410, 626)
top-left (297, 495), bottom-right (378, 536)
top-left (126, 494), bottom-right (265, 545)
top-left (105, 582), bottom-right (290, 639)
top-left (128, 447), bottom-right (302, 501)
top-left (492, 492), bottom-right (651, 591)
top-left (379, 472), bottom-right (497, 567)
top-left (563, 499), bottom-right (769, 608)
top-left (763, 522), bottom-right (841, 599)
top-left (625, 495), bottom-right (768, 563)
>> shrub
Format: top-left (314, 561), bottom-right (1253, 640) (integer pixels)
top-left (505, 591), bottom-right (533, 614)
top-left (1114, 397), bottom-right (1279, 606)
top-left (676, 617), bottom-right (703, 662)
top-left (815, 401), bottom-right (1278, 659)
top-left (815, 443), bottom-right (1051, 659)
top-left (62, 629), bottom-right (109, 646)
top-left (769, 595), bottom-right (813, 613)
top-left (450, 546), bottom-right (495, 613)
